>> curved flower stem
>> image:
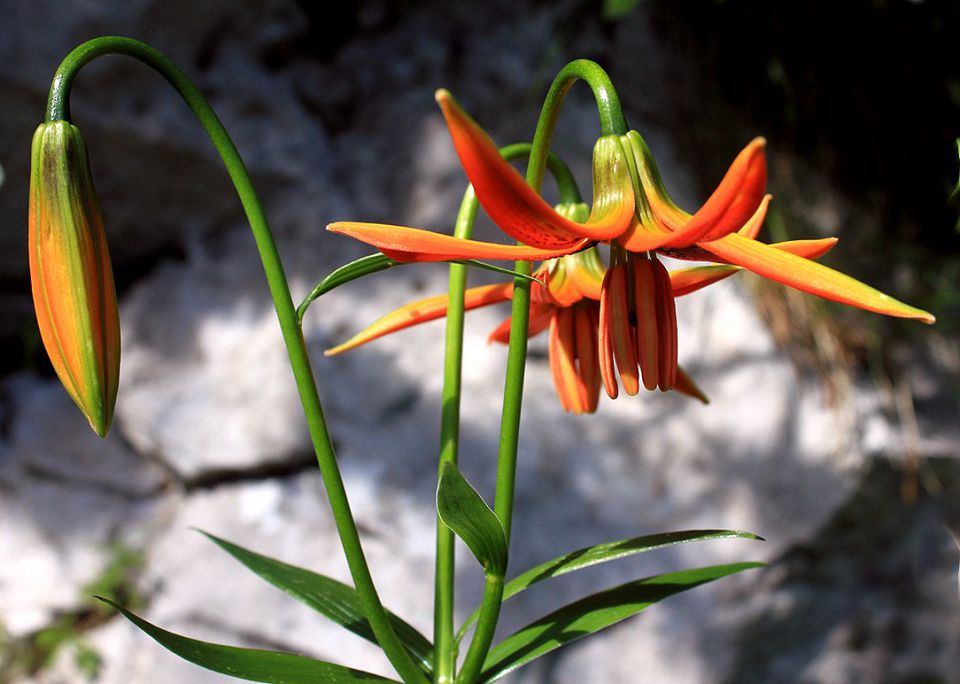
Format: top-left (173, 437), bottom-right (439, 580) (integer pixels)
top-left (46, 37), bottom-right (427, 684)
top-left (455, 61), bottom-right (627, 684)
top-left (434, 144), bottom-right (582, 683)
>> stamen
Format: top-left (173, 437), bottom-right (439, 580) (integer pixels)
top-left (575, 305), bottom-right (601, 413)
top-left (652, 257), bottom-right (678, 390)
top-left (598, 268), bottom-right (619, 400)
top-left (605, 261), bottom-right (640, 396)
top-left (633, 255), bottom-right (660, 391)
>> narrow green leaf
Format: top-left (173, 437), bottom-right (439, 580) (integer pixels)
top-left (298, 254), bottom-right (397, 323)
top-left (296, 255), bottom-right (540, 323)
top-left (97, 597), bottom-right (400, 683)
top-left (436, 462), bottom-right (507, 576)
top-left (199, 531), bottom-right (433, 676)
top-left (504, 529), bottom-right (760, 599)
top-left (479, 562), bottom-right (764, 682)
top-left (451, 260), bottom-right (543, 285)
top-left (456, 529), bottom-right (761, 646)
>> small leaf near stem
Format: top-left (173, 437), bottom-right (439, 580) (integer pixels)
top-left (436, 462), bottom-right (508, 577)
top-left (296, 254), bottom-right (542, 325)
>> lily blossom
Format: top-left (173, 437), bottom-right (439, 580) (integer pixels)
top-left (325, 246), bottom-right (766, 412)
top-left (328, 89), bottom-right (933, 400)
top-left (329, 91), bottom-right (932, 321)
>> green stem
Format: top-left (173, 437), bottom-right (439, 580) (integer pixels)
top-left (47, 37), bottom-right (427, 684)
top-left (455, 60), bottom-right (627, 684)
top-left (433, 186), bottom-right (476, 684)
top-left (433, 144), bottom-right (581, 683)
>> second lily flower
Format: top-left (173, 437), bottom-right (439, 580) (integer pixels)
top-left (328, 89), bottom-right (933, 406)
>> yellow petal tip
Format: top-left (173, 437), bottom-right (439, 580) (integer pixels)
top-left (435, 88), bottom-right (452, 104)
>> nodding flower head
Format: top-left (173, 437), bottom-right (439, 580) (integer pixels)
top-left (29, 121), bottom-right (120, 437)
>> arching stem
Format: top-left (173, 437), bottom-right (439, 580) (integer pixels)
top-left (47, 36), bottom-right (427, 684)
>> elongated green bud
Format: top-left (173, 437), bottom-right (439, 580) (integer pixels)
top-left (29, 121), bottom-right (120, 437)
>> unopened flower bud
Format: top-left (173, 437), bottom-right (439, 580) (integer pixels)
top-left (28, 121), bottom-right (120, 437)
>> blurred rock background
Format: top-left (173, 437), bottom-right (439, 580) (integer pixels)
top-left (0, 1), bottom-right (958, 682)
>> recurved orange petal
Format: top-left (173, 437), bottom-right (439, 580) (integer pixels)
top-left (328, 222), bottom-right (589, 263)
top-left (488, 303), bottom-right (555, 344)
top-left (701, 232), bottom-right (935, 323)
top-left (325, 282), bottom-right (513, 355)
top-left (666, 238), bottom-right (838, 294)
top-left (436, 90), bottom-right (634, 246)
top-left (620, 134), bottom-right (768, 251)
top-left (670, 265), bottom-right (740, 297)
top-left (769, 237), bottom-right (838, 260)
top-left (737, 194), bottom-right (772, 240)
top-left (675, 367), bottom-right (709, 404)
top-left (671, 137), bottom-right (768, 246)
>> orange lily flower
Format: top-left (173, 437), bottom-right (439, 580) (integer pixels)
top-left (329, 90), bottom-right (934, 399)
top-left (29, 121), bottom-right (120, 437)
top-left (325, 236), bottom-right (836, 411)
top-left (327, 247), bottom-right (718, 413)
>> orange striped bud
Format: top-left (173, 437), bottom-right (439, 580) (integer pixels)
top-left (29, 121), bottom-right (120, 437)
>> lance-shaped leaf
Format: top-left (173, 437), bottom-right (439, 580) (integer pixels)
top-left (455, 529), bottom-right (759, 645)
top-left (436, 462), bottom-right (507, 576)
top-left (479, 562), bottom-right (764, 682)
top-left (200, 532), bottom-right (433, 676)
top-left (97, 597), bottom-right (400, 683)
